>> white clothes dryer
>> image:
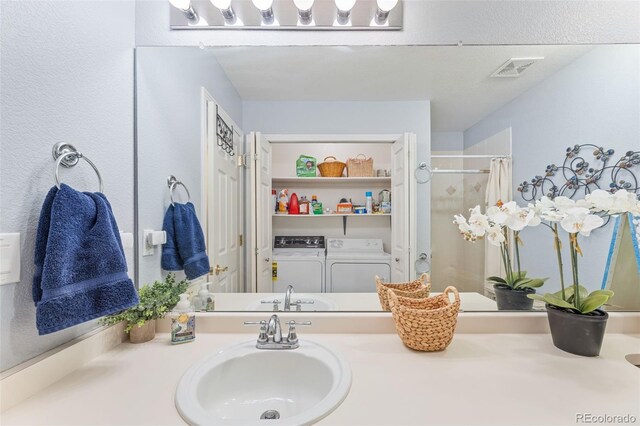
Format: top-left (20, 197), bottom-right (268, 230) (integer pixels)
top-left (325, 238), bottom-right (391, 293)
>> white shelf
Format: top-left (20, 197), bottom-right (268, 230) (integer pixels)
top-left (272, 177), bottom-right (391, 185)
top-left (273, 213), bottom-right (391, 218)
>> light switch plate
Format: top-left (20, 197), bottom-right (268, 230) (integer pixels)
top-left (0, 233), bottom-right (21, 285)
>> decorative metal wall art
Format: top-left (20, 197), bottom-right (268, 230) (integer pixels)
top-left (216, 114), bottom-right (235, 156)
top-left (518, 144), bottom-right (640, 202)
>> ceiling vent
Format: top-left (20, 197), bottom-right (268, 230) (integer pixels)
top-left (490, 57), bottom-right (544, 78)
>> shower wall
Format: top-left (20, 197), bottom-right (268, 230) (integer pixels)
top-left (430, 130), bottom-right (511, 294)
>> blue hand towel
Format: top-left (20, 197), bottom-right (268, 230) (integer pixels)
top-left (161, 205), bottom-right (183, 271)
top-left (162, 202), bottom-right (210, 280)
top-left (33, 184), bottom-right (139, 335)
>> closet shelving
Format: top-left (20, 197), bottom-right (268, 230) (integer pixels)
top-left (272, 177), bottom-right (391, 185)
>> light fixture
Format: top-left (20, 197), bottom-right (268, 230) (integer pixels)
top-left (293, 0), bottom-right (314, 24)
top-left (335, 0), bottom-right (356, 24)
top-left (251, 0), bottom-right (274, 23)
top-left (211, 0), bottom-right (236, 21)
top-left (375, 0), bottom-right (398, 23)
top-left (169, 0), bottom-right (198, 20)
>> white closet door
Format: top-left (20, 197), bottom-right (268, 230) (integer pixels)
top-left (391, 133), bottom-right (415, 282)
top-left (251, 132), bottom-right (273, 293)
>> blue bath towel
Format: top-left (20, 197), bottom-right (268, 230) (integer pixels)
top-left (161, 205), bottom-right (183, 271)
top-left (33, 184), bottom-right (138, 335)
top-left (161, 202), bottom-right (210, 280)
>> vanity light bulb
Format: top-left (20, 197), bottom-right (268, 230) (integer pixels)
top-left (293, 0), bottom-right (314, 12)
top-left (169, 0), bottom-right (191, 10)
top-left (210, 0), bottom-right (232, 10)
top-left (251, 0), bottom-right (273, 11)
top-left (376, 0), bottom-right (398, 12)
top-left (335, 0), bottom-right (356, 12)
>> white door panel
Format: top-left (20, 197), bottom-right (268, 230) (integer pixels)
top-left (391, 134), bottom-right (410, 282)
top-left (254, 132), bottom-right (273, 293)
top-left (206, 95), bottom-right (242, 293)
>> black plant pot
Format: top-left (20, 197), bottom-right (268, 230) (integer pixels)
top-left (493, 284), bottom-right (535, 310)
top-left (546, 304), bottom-right (609, 357)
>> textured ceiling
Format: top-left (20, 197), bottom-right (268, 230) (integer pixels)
top-left (210, 45), bottom-right (592, 131)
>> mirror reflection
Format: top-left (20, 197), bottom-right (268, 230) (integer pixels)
top-left (135, 44), bottom-right (640, 312)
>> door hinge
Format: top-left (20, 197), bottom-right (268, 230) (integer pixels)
top-left (237, 154), bottom-right (249, 168)
top-left (239, 234), bottom-right (244, 246)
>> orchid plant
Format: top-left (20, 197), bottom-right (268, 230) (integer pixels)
top-left (453, 201), bottom-right (548, 291)
top-left (527, 189), bottom-right (639, 314)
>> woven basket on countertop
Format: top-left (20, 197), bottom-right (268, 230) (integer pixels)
top-left (376, 273), bottom-right (431, 311)
top-left (387, 286), bottom-right (460, 352)
top-left (318, 156), bottom-right (346, 177)
top-left (346, 154), bottom-right (374, 177)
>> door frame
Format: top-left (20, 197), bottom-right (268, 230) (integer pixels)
top-left (249, 133), bottom-right (417, 290)
top-left (201, 87), bottom-right (244, 290)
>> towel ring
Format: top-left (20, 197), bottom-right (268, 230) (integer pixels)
top-left (415, 162), bottom-right (433, 184)
top-left (52, 143), bottom-right (104, 193)
top-left (167, 175), bottom-right (191, 206)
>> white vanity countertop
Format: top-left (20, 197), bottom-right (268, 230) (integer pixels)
top-left (2, 332), bottom-right (638, 426)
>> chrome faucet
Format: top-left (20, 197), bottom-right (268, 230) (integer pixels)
top-left (284, 285), bottom-right (294, 311)
top-left (260, 284), bottom-right (315, 312)
top-left (244, 314), bottom-right (311, 349)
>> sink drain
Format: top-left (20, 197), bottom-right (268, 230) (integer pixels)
top-left (260, 410), bottom-right (281, 420)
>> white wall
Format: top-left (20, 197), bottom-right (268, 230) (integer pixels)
top-left (243, 100), bottom-right (431, 258)
top-left (136, 48), bottom-right (243, 286)
top-left (0, 1), bottom-right (135, 371)
top-left (135, 0), bottom-right (640, 47)
top-left (463, 45), bottom-right (640, 294)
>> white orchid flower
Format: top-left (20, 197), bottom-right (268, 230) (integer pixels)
top-left (505, 207), bottom-right (540, 231)
top-left (609, 190), bottom-right (639, 215)
top-left (585, 189), bottom-right (612, 212)
top-left (453, 214), bottom-right (471, 233)
top-left (560, 207), bottom-right (605, 237)
top-left (468, 206), bottom-right (490, 236)
top-left (485, 225), bottom-right (506, 247)
top-left (487, 201), bottom-right (517, 225)
top-left (553, 196), bottom-right (576, 211)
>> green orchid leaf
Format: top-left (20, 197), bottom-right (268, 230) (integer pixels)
top-left (579, 295), bottom-right (610, 314)
top-left (527, 294), bottom-right (546, 301)
top-left (487, 276), bottom-right (507, 284)
top-left (588, 289), bottom-right (614, 298)
top-left (543, 293), bottom-right (576, 310)
top-left (523, 278), bottom-right (546, 289)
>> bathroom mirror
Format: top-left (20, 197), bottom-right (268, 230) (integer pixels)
top-left (135, 44), bottom-right (640, 312)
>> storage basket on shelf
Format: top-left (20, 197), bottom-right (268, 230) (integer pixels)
top-left (387, 286), bottom-right (460, 352)
top-left (318, 156), bottom-right (346, 177)
top-left (376, 273), bottom-right (431, 311)
top-left (346, 154), bottom-right (374, 177)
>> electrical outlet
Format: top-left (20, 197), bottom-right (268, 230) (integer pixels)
top-left (0, 233), bottom-right (20, 285)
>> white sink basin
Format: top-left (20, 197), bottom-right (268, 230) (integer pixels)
top-left (175, 339), bottom-right (351, 426)
top-left (245, 294), bottom-right (338, 312)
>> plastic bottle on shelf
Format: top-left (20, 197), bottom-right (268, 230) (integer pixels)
top-left (289, 193), bottom-right (300, 214)
top-left (365, 191), bottom-right (373, 214)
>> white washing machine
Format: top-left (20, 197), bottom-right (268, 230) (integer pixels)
top-left (325, 238), bottom-right (392, 293)
top-left (272, 236), bottom-right (325, 293)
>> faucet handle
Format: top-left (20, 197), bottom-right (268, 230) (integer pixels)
top-left (286, 320), bottom-right (312, 344)
top-left (244, 320), bottom-right (268, 344)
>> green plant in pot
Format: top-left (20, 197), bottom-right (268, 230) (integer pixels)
top-left (525, 189), bottom-right (640, 356)
top-left (454, 202), bottom-right (547, 310)
top-left (100, 273), bottom-right (189, 343)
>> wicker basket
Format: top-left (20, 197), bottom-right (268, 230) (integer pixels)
top-left (346, 154), bottom-right (374, 177)
top-left (376, 273), bottom-right (431, 311)
top-left (387, 286), bottom-right (460, 352)
top-left (318, 156), bottom-right (346, 177)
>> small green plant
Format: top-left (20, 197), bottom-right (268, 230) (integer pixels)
top-left (100, 273), bottom-right (189, 332)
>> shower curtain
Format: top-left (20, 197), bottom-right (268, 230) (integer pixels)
top-left (484, 157), bottom-right (512, 297)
